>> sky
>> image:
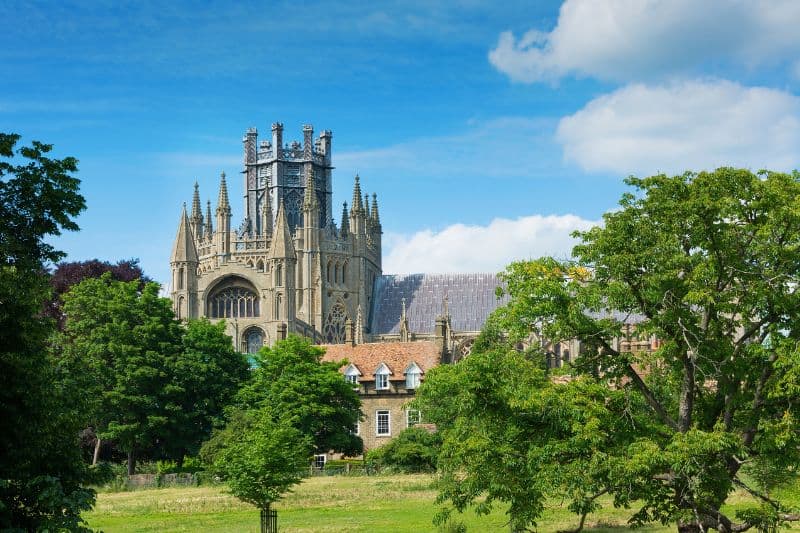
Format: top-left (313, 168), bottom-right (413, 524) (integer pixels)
top-left (3, 0), bottom-right (800, 287)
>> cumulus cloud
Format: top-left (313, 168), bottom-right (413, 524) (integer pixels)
top-left (555, 80), bottom-right (800, 175)
top-left (489, 0), bottom-right (800, 83)
top-left (383, 214), bottom-right (598, 274)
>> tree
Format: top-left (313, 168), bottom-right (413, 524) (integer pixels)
top-left (417, 168), bottom-right (800, 532)
top-left (236, 335), bottom-right (363, 457)
top-left (46, 258), bottom-right (151, 328)
top-left (163, 318), bottom-right (250, 464)
top-left (211, 408), bottom-right (311, 531)
top-left (61, 274), bottom-right (183, 475)
top-left (0, 133), bottom-right (94, 530)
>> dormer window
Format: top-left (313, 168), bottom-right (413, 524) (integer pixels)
top-left (374, 363), bottom-right (392, 390)
top-left (344, 363), bottom-right (361, 387)
top-left (404, 362), bottom-right (423, 390)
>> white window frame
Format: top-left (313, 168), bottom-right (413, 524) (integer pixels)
top-left (406, 372), bottom-right (421, 389)
top-left (375, 373), bottom-right (389, 390)
top-left (406, 409), bottom-right (421, 428)
top-left (376, 410), bottom-right (391, 436)
top-left (346, 374), bottom-right (359, 385)
top-left (313, 454), bottom-right (326, 469)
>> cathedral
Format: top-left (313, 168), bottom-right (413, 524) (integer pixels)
top-left (170, 123), bottom-right (507, 357)
top-left (170, 123), bottom-right (384, 354)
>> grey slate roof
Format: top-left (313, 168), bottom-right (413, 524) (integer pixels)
top-left (369, 273), bottom-right (510, 335)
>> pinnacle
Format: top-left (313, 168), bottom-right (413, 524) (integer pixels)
top-left (351, 175), bottom-right (364, 215)
top-left (217, 171), bottom-right (230, 212)
top-left (191, 181), bottom-right (202, 219)
top-left (371, 192), bottom-right (380, 224)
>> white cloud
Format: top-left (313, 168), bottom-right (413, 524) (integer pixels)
top-left (555, 80), bottom-right (800, 175)
top-left (383, 214), bottom-right (598, 274)
top-left (489, 0), bottom-right (800, 83)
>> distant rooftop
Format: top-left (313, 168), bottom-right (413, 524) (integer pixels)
top-left (369, 273), bottom-right (509, 335)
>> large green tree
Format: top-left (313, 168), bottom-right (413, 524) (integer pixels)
top-left (61, 274), bottom-right (183, 475)
top-left (417, 168), bottom-right (800, 532)
top-left (163, 318), bottom-right (250, 464)
top-left (235, 335), bottom-right (363, 457)
top-left (61, 278), bottom-right (250, 473)
top-left (0, 133), bottom-right (94, 530)
top-left (211, 408), bottom-right (311, 526)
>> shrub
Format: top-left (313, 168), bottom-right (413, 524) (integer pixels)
top-left (366, 427), bottom-right (441, 473)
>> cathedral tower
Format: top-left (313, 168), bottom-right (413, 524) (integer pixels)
top-left (170, 123), bottom-right (382, 353)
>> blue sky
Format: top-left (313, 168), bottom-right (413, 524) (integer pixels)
top-left (3, 1), bottom-right (800, 286)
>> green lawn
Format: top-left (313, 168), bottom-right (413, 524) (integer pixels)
top-left (84, 474), bottom-right (800, 532)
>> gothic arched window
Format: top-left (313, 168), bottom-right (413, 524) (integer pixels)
top-left (244, 327), bottom-right (265, 354)
top-left (206, 277), bottom-right (260, 318)
top-left (324, 301), bottom-right (348, 344)
top-left (285, 191), bottom-right (301, 229)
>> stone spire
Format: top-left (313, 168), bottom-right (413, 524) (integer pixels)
top-left (215, 172), bottom-right (232, 257)
top-left (371, 193), bottom-right (380, 225)
top-left (171, 203), bottom-right (199, 264)
top-left (340, 201), bottom-right (350, 236)
top-left (205, 200), bottom-right (213, 236)
top-left (269, 199), bottom-right (295, 259)
top-left (364, 193), bottom-right (370, 219)
top-left (216, 171), bottom-right (231, 214)
top-left (189, 182), bottom-right (204, 240)
top-left (350, 175), bottom-right (364, 216)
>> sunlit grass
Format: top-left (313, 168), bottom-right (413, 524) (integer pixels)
top-left (84, 474), bottom-right (800, 532)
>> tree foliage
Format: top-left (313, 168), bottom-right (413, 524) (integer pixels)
top-left (236, 335), bottom-right (363, 457)
top-left (366, 427), bottom-right (442, 473)
top-left (417, 168), bottom-right (800, 532)
top-left (46, 258), bottom-right (150, 327)
top-left (0, 133), bottom-right (94, 530)
top-left (210, 408), bottom-right (311, 511)
top-left (60, 277), bottom-right (249, 474)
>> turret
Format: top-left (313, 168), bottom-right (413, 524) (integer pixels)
top-left (349, 175), bottom-right (366, 235)
top-left (244, 127), bottom-right (258, 165)
top-left (205, 200), bottom-right (213, 238)
top-left (340, 202), bottom-right (350, 237)
top-left (271, 123), bottom-right (283, 156)
top-left (215, 172), bottom-right (232, 259)
top-left (170, 203), bottom-right (199, 320)
top-left (303, 124), bottom-right (313, 159)
top-left (189, 182), bottom-right (204, 240)
top-left (319, 130), bottom-right (332, 163)
top-left (269, 200), bottom-right (296, 326)
top-left (371, 193), bottom-right (381, 227)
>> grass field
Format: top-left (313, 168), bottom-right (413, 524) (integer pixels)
top-left (84, 474), bottom-right (800, 532)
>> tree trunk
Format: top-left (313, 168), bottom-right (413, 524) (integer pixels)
top-left (92, 437), bottom-right (102, 465)
top-left (677, 521), bottom-right (701, 533)
top-left (127, 449), bottom-right (136, 476)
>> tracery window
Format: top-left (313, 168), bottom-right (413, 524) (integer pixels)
top-left (244, 327), bottom-right (265, 354)
top-left (207, 278), bottom-right (260, 318)
top-left (323, 301), bottom-right (348, 344)
top-left (285, 191), bottom-right (301, 229)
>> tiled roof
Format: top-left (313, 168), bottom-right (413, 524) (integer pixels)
top-left (370, 273), bottom-right (509, 335)
top-left (320, 341), bottom-right (442, 381)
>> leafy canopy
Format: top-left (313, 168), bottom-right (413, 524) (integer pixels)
top-left (237, 335), bottom-right (363, 457)
top-left (417, 168), bottom-right (800, 533)
top-left (0, 133), bottom-right (93, 531)
top-left (211, 408), bottom-right (311, 510)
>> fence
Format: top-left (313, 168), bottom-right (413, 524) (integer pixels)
top-left (260, 507), bottom-right (277, 533)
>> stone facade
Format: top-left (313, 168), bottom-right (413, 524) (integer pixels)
top-left (170, 123), bottom-right (383, 353)
top-left (321, 340), bottom-right (444, 453)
